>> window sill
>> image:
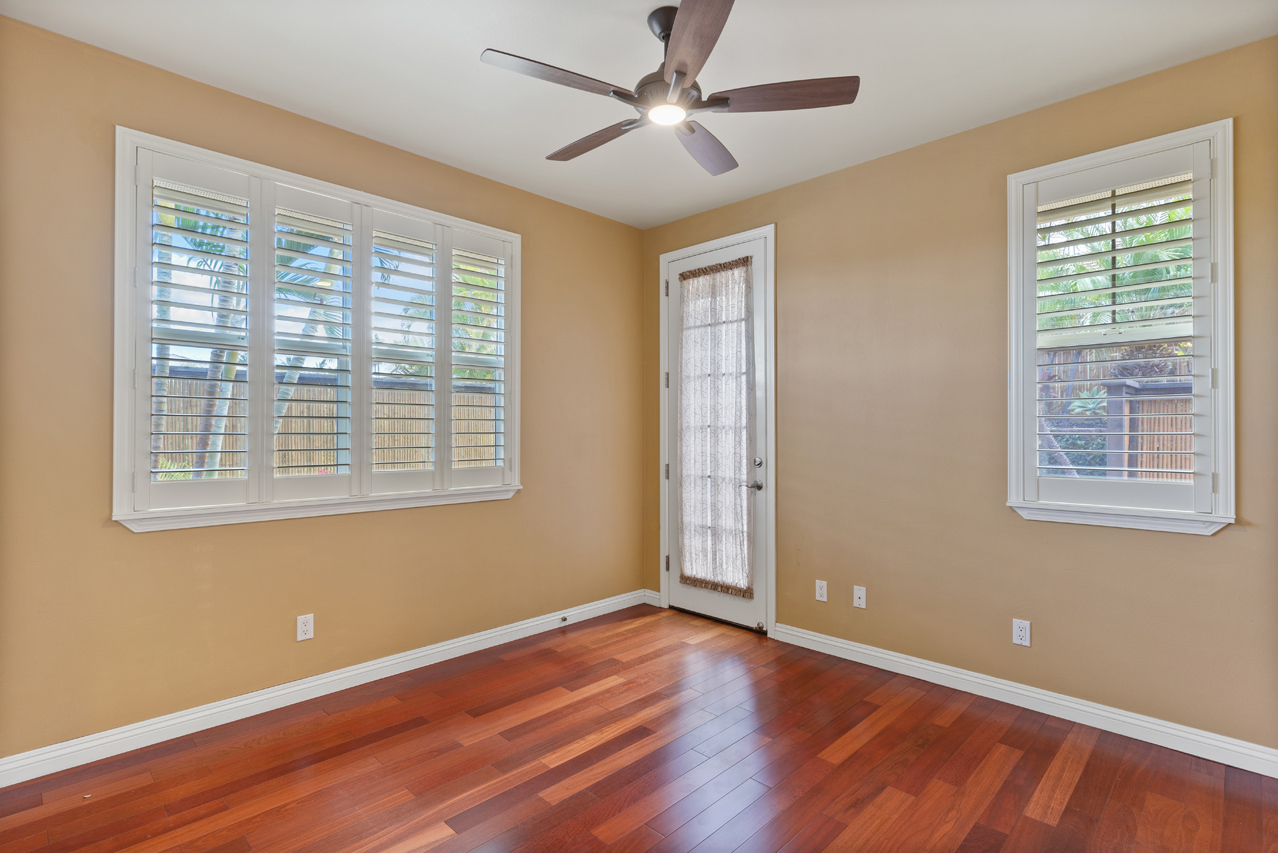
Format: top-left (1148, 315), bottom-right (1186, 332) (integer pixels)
top-left (1007, 501), bottom-right (1233, 535)
top-left (115, 485), bottom-right (522, 532)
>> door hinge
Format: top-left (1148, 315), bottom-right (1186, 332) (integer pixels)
top-left (665, 555), bottom-right (670, 572)
top-left (1211, 368), bottom-right (1218, 389)
top-left (1211, 261), bottom-right (1217, 284)
top-left (664, 279), bottom-right (669, 296)
top-left (664, 372), bottom-right (669, 388)
top-left (665, 463), bottom-right (669, 479)
top-left (1212, 472), bottom-right (1218, 493)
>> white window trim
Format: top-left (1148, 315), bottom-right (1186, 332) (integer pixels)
top-left (113, 127), bottom-right (521, 532)
top-left (1007, 119), bottom-right (1234, 536)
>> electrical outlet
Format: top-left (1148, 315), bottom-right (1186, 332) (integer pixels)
top-left (297, 614), bottom-right (314, 642)
top-left (1013, 618), bottom-right (1030, 647)
top-left (853, 586), bottom-right (866, 609)
top-left (815, 580), bottom-right (828, 602)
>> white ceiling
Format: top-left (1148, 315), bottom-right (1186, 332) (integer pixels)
top-left (5, 1), bottom-right (1276, 228)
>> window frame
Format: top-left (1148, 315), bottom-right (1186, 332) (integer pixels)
top-left (113, 127), bottom-right (521, 532)
top-left (1006, 119), bottom-right (1234, 535)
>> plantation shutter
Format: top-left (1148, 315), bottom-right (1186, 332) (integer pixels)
top-left (449, 231), bottom-right (512, 487)
top-left (271, 186), bottom-right (356, 500)
top-left (369, 210), bottom-right (440, 493)
top-left (1025, 142), bottom-right (1212, 512)
top-left (140, 153), bottom-right (254, 511)
top-left (118, 133), bottom-right (523, 528)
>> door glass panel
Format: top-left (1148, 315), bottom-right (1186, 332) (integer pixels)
top-left (677, 256), bottom-right (755, 599)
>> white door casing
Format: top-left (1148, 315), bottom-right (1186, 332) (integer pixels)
top-left (659, 226), bottom-right (776, 633)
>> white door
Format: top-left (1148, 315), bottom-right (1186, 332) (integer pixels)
top-left (663, 230), bottom-right (772, 632)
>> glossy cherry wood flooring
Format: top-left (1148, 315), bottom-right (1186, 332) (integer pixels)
top-left (0, 606), bottom-right (1273, 852)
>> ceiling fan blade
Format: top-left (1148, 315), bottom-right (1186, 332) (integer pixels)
top-left (481, 49), bottom-right (634, 97)
top-left (676, 121), bottom-right (738, 176)
top-left (547, 121), bottom-right (642, 161)
top-left (664, 0), bottom-right (734, 89)
top-left (709, 77), bottom-right (861, 112)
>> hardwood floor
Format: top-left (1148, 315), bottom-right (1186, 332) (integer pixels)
top-left (0, 605), bottom-right (1273, 852)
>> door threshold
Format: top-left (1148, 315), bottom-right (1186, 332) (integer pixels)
top-left (669, 606), bottom-right (766, 635)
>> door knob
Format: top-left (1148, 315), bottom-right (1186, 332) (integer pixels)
top-left (746, 480), bottom-right (763, 491)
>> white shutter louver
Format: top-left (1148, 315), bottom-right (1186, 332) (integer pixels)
top-left (1035, 174), bottom-right (1195, 483)
top-left (273, 207), bottom-right (354, 478)
top-left (149, 180), bottom-right (250, 482)
top-left (371, 230), bottom-right (436, 472)
top-left (451, 246), bottom-right (506, 470)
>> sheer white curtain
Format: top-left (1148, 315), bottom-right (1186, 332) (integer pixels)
top-left (678, 256), bottom-right (754, 599)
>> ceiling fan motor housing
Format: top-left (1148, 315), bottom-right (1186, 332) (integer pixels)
top-left (634, 67), bottom-right (702, 113)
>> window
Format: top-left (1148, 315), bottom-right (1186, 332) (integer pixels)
top-left (1007, 121), bottom-right (1233, 534)
top-left (114, 129), bottom-right (520, 531)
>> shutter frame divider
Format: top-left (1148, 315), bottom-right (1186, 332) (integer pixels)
top-left (437, 226), bottom-right (455, 491)
top-left (352, 203), bottom-right (373, 496)
top-left (253, 178), bottom-right (276, 505)
top-left (132, 147), bottom-right (154, 512)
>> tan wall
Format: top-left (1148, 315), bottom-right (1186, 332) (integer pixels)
top-left (643, 36), bottom-right (1278, 748)
top-left (0, 17), bottom-right (645, 758)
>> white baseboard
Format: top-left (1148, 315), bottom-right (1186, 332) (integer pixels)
top-left (772, 623), bottom-right (1278, 779)
top-left (0, 589), bottom-right (663, 789)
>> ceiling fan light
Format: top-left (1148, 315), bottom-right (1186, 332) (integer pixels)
top-left (648, 104), bottom-right (687, 125)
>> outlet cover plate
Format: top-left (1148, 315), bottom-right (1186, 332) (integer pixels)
top-left (297, 614), bottom-right (314, 642)
top-left (815, 580), bottom-right (828, 602)
top-left (1013, 618), bottom-right (1030, 647)
top-left (853, 586), bottom-right (866, 609)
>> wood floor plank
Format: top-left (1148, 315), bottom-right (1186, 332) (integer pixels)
top-left (955, 822), bottom-right (1009, 853)
top-left (0, 607), bottom-right (1253, 853)
top-left (922, 742), bottom-right (1023, 852)
top-left (934, 702), bottom-right (1022, 790)
top-left (686, 755), bottom-right (835, 853)
top-left (1038, 728), bottom-right (1125, 853)
top-left (824, 785), bottom-right (916, 851)
top-left (774, 812), bottom-right (848, 853)
top-left (0, 830), bottom-right (46, 853)
top-left (931, 691), bottom-right (978, 728)
top-left (817, 687), bottom-right (927, 764)
top-left (1221, 766), bottom-right (1264, 853)
top-left (822, 721), bottom-right (946, 824)
top-left (890, 697), bottom-right (997, 797)
top-left (579, 707), bottom-right (757, 803)
top-left (590, 730), bottom-right (780, 844)
top-left (1178, 769), bottom-right (1225, 853)
top-left (1263, 775), bottom-right (1278, 853)
top-left (647, 777), bottom-right (771, 853)
top-left (540, 714), bottom-right (716, 805)
top-left (864, 777), bottom-right (960, 853)
top-left (1088, 738), bottom-right (1158, 853)
top-left (193, 837), bottom-right (253, 853)
top-left (1002, 811), bottom-right (1056, 852)
top-left (1023, 723), bottom-right (1103, 826)
top-left (979, 710), bottom-right (1071, 834)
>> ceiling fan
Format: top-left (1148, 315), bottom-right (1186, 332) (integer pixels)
top-left (480, 0), bottom-right (860, 176)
